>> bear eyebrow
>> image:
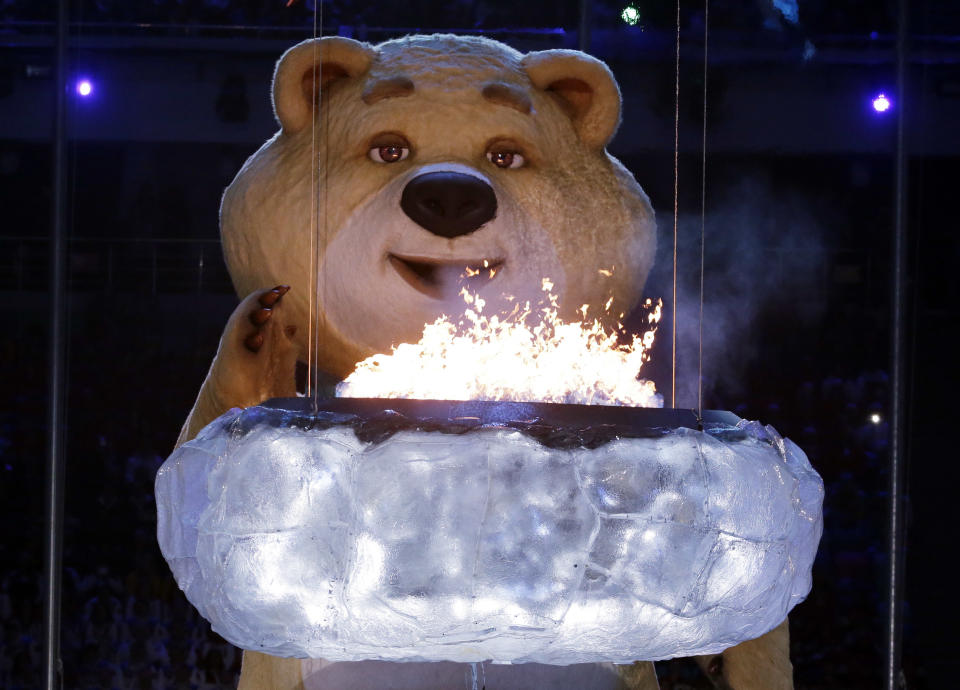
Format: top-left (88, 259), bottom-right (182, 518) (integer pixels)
top-left (362, 76), bottom-right (415, 105)
top-left (481, 83), bottom-right (532, 115)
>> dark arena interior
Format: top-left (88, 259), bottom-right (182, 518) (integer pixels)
top-left (0, 0), bottom-right (956, 688)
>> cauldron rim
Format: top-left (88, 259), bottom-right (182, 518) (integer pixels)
top-left (261, 396), bottom-right (740, 434)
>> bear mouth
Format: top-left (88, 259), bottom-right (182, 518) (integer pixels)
top-left (388, 254), bottom-right (504, 300)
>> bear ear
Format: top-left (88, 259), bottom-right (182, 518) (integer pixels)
top-left (522, 50), bottom-right (622, 149)
top-left (272, 36), bottom-right (375, 134)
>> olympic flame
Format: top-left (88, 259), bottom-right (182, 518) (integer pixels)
top-left (337, 276), bottom-right (663, 407)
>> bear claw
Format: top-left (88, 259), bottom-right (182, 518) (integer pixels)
top-left (243, 286), bottom-right (292, 353)
top-left (258, 285), bottom-right (290, 307)
top-left (708, 655), bottom-right (723, 676)
top-left (244, 332), bottom-right (265, 353)
top-left (250, 307), bottom-right (273, 326)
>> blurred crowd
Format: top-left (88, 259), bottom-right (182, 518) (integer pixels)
top-left (0, 551), bottom-right (241, 689)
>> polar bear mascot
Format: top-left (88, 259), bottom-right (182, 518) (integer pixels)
top-left (176, 34), bottom-right (792, 690)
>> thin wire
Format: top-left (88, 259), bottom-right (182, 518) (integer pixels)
top-left (671, 0), bottom-right (680, 409)
top-left (314, 0), bottom-right (327, 409)
top-left (306, 5), bottom-right (318, 404)
top-left (886, 0), bottom-right (908, 685)
top-left (307, 0), bottom-right (326, 410)
top-left (311, 0), bottom-right (330, 408)
top-left (697, 0), bottom-right (708, 419)
top-left (44, 1), bottom-right (69, 687)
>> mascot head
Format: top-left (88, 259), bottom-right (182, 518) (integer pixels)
top-left (221, 34), bottom-right (655, 378)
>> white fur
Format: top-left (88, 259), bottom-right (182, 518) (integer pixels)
top-left (320, 162), bottom-right (565, 352)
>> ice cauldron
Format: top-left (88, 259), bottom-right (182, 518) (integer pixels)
top-left (156, 398), bottom-right (823, 664)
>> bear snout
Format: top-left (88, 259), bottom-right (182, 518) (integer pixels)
top-left (400, 171), bottom-right (497, 239)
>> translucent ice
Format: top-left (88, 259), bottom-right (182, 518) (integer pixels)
top-left (156, 406), bottom-right (823, 663)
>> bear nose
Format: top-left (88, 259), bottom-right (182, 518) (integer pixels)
top-left (400, 171), bottom-right (497, 239)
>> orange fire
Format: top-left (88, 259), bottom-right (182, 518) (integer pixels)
top-left (337, 277), bottom-right (663, 407)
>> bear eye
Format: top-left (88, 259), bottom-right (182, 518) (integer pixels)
top-left (368, 134), bottom-right (411, 164)
top-left (487, 149), bottom-right (525, 169)
top-left (369, 145), bottom-right (409, 163)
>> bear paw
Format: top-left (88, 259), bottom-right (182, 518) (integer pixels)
top-left (177, 285), bottom-right (301, 445)
top-left (243, 285), bottom-right (297, 353)
top-left (211, 285), bottom-right (300, 408)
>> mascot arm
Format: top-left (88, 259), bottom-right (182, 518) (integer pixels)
top-left (238, 651), bottom-right (304, 690)
top-left (616, 661), bottom-right (661, 689)
top-left (177, 286), bottom-right (304, 687)
top-left (176, 286), bottom-right (299, 448)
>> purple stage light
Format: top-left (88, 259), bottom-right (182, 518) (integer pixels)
top-left (75, 79), bottom-right (93, 97)
top-left (872, 93), bottom-right (891, 113)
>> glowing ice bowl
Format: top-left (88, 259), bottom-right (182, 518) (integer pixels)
top-left (156, 399), bottom-right (823, 664)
